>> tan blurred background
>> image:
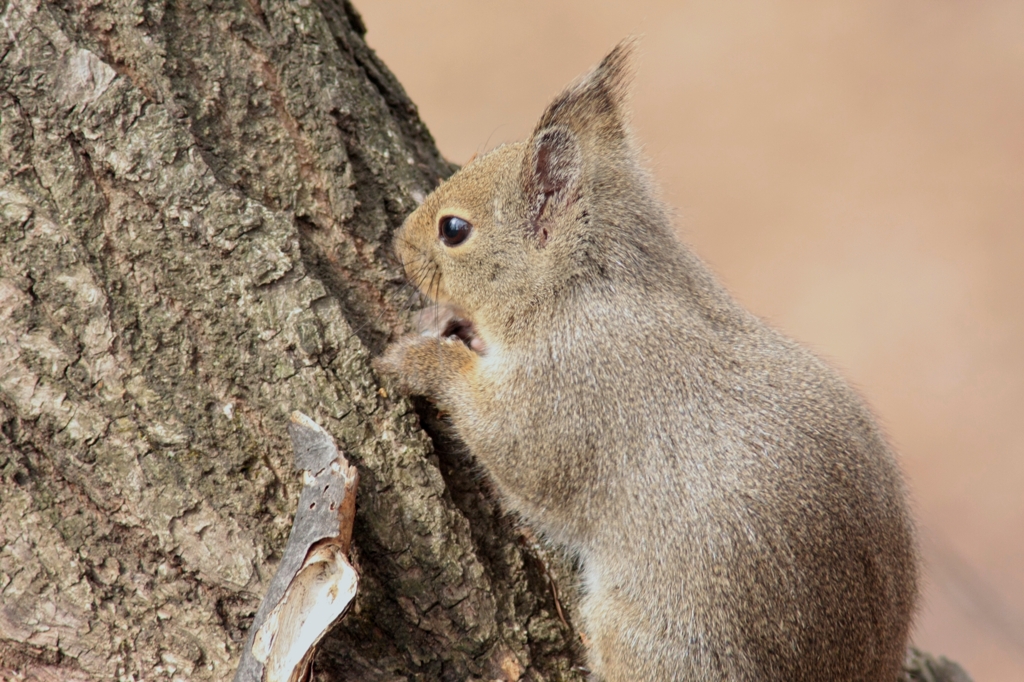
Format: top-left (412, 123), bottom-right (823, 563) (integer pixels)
top-left (355, 1), bottom-right (1024, 679)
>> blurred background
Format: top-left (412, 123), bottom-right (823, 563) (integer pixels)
top-left (356, 1), bottom-right (1024, 679)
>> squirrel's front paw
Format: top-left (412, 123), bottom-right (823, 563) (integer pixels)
top-left (372, 334), bottom-right (430, 388)
top-left (373, 333), bottom-right (474, 399)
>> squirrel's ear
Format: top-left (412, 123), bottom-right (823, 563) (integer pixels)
top-left (525, 39), bottom-right (637, 243)
top-left (532, 38), bottom-right (636, 144)
top-left (526, 126), bottom-right (582, 243)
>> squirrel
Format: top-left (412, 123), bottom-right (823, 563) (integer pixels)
top-left (374, 39), bottom-right (918, 681)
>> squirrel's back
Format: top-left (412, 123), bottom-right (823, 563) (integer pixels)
top-left (466, 256), bottom-right (916, 678)
top-left (377, 39), bottom-right (918, 681)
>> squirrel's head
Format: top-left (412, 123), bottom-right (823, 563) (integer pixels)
top-left (394, 38), bottom-right (670, 348)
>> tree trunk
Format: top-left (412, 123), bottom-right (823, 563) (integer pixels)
top-left (0, 1), bottom-right (583, 680)
top-left (0, 2), bottom-right (979, 682)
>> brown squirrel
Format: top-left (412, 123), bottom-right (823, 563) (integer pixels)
top-left (374, 40), bottom-right (918, 681)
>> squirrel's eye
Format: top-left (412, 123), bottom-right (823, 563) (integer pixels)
top-left (439, 216), bottom-right (472, 247)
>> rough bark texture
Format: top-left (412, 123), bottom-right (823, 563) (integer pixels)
top-left (0, 1), bottom-right (583, 680)
top-left (0, 2), bottom-right (978, 682)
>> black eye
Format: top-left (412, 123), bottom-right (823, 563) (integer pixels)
top-left (439, 216), bottom-right (472, 247)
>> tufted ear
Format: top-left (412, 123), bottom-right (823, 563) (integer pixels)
top-left (533, 37), bottom-right (636, 138)
top-left (525, 39), bottom-right (637, 244)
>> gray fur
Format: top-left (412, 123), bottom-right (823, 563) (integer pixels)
top-left (376, 39), bottom-right (918, 681)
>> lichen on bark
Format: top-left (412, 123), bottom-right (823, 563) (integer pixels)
top-left (0, 1), bottom-right (583, 679)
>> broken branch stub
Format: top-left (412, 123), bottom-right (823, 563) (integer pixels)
top-left (234, 412), bottom-right (360, 682)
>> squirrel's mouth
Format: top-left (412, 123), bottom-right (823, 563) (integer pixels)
top-left (443, 314), bottom-right (486, 353)
top-left (414, 304), bottom-right (485, 353)
top-left (442, 316), bottom-right (476, 345)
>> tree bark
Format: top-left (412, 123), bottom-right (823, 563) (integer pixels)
top-left (0, 1), bottom-right (583, 680)
top-left (0, 2), bottom-right (979, 682)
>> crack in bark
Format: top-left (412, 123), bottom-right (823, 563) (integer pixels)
top-left (1, 1), bottom-right (586, 680)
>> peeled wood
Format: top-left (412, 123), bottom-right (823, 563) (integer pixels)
top-left (236, 413), bottom-right (359, 682)
top-left (0, 0), bottom-right (974, 680)
top-left (0, 0), bottom-right (580, 679)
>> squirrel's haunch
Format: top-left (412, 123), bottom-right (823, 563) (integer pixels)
top-left (376, 38), bottom-right (918, 682)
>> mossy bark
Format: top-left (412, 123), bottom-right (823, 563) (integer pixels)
top-left (0, 1), bottom-right (583, 679)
